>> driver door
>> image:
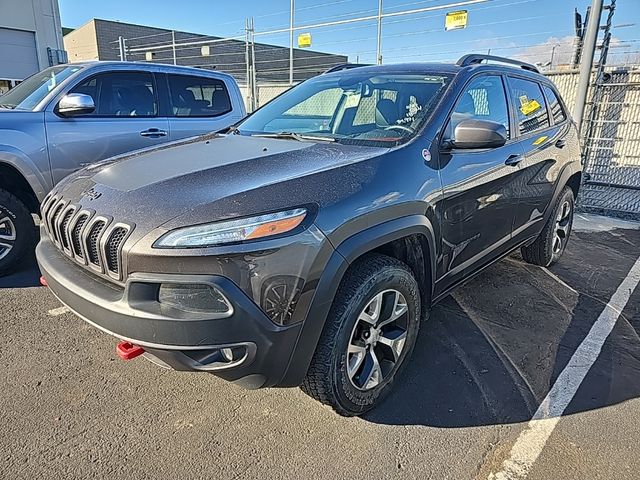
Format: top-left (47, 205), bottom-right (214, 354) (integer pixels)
top-left (45, 71), bottom-right (170, 185)
top-left (436, 74), bottom-right (525, 293)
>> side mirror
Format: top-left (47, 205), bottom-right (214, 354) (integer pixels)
top-left (450, 119), bottom-right (507, 149)
top-left (57, 93), bottom-right (95, 116)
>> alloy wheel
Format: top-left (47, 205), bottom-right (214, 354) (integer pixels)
top-left (346, 289), bottom-right (409, 391)
top-left (553, 200), bottom-right (572, 254)
top-left (0, 216), bottom-right (16, 261)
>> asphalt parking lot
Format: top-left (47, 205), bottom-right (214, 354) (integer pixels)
top-left (1, 213), bottom-right (639, 480)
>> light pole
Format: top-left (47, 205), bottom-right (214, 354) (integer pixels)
top-left (574, 0), bottom-right (604, 132)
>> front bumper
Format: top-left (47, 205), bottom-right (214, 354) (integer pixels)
top-left (36, 236), bottom-right (302, 389)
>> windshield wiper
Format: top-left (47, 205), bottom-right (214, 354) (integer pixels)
top-left (251, 132), bottom-right (335, 143)
top-left (0, 104), bottom-right (16, 110)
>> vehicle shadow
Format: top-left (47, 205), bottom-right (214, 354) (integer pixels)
top-left (365, 228), bottom-right (640, 428)
top-left (0, 252), bottom-right (41, 289)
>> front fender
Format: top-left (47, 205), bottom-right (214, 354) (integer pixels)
top-left (277, 214), bottom-right (437, 387)
top-left (0, 146), bottom-right (50, 201)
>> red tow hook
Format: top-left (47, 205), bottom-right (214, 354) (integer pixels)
top-left (39, 276), bottom-right (48, 287)
top-left (116, 341), bottom-right (145, 360)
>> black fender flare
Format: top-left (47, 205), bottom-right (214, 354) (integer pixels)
top-left (545, 160), bottom-right (582, 223)
top-left (277, 214), bottom-right (437, 387)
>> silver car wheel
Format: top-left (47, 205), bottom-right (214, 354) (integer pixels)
top-left (346, 289), bottom-right (409, 391)
top-left (0, 216), bottom-right (16, 261)
top-left (553, 200), bottom-right (572, 254)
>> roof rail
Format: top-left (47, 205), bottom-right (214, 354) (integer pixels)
top-left (456, 54), bottom-right (540, 74)
top-left (323, 63), bottom-right (371, 74)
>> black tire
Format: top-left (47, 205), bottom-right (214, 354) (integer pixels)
top-left (301, 253), bottom-right (422, 416)
top-left (0, 189), bottom-right (37, 276)
top-left (521, 186), bottom-right (574, 267)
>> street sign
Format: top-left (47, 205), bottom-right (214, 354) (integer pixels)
top-left (445, 10), bottom-right (468, 31)
top-left (298, 32), bottom-right (312, 48)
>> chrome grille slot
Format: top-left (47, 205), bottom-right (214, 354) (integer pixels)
top-left (59, 208), bottom-right (75, 250)
top-left (86, 220), bottom-right (106, 266)
top-left (48, 202), bottom-right (65, 243)
top-left (71, 214), bottom-right (89, 258)
top-left (105, 227), bottom-right (128, 275)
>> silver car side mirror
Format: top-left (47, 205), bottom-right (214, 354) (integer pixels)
top-left (57, 93), bottom-right (95, 116)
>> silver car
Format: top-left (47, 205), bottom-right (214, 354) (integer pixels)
top-left (0, 61), bottom-right (246, 274)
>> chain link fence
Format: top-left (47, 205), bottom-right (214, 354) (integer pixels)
top-left (549, 69), bottom-right (640, 217)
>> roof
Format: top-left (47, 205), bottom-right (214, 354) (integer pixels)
top-left (322, 61), bottom-right (548, 81)
top-left (66, 60), bottom-right (236, 78)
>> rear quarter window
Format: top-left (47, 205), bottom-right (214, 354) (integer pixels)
top-left (542, 85), bottom-right (567, 124)
top-left (508, 77), bottom-right (550, 135)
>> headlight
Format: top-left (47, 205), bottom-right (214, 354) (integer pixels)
top-left (154, 208), bottom-right (307, 248)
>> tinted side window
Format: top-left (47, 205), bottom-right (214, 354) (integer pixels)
top-left (542, 85), bottom-right (567, 124)
top-left (508, 77), bottom-right (550, 135)
top-left (449, 75), bottom-right (510, 140)
top-left (168, 74), bottom-right (232, 117)
top-left (71, 72), bottom-right (157, 117)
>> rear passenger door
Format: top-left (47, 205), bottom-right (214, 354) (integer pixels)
top-left (437, 74), bottom-right (525, 292)
top-left (166, 74), bottom-right (240, 140)
top-left (45, 71), bottom-right (170, 184)
top-left (506, 76), bottom-right (567, 240)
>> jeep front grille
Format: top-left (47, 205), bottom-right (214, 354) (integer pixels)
top-left (41, 193), bottom-right (134, 281)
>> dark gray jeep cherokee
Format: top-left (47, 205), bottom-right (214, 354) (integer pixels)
top-left (37, 55), bottom-right (581, 416)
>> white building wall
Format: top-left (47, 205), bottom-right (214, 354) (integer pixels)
top-left (0, 0), bottom-right (64, 81)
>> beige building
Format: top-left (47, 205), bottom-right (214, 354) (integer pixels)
top-left (0, 0), bottom-right (65, 93)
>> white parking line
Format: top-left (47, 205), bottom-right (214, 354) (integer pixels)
top-left (489, 256), bottom-right (640, 480)
top-left (48, 306), bottom-right (70, 316)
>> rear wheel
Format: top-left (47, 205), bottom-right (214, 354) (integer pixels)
top-left (0, 189), bottom-right (36, 275)
top-left (521, 186), bottom-right (574, 267)
top-left (301, 253), bottom-right (422, 416)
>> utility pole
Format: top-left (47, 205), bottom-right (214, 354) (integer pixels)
top-left (376, 0), bottom-right (383, 65)
top-left (574, 0), bottom-right (603, 132)
top-left (171, 30), bottom-right (177, 65)
top-left (550, 44), bottom-right (558, 70)
top-left (289, 0), bottom-right (295, 85)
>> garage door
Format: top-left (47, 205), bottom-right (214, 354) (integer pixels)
top-left (0, 28), bottom-right (39, 80)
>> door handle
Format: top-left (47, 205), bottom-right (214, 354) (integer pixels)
top-left (555, 139), bottom-right (566, 148)
top-left (505, 154), bottom-right (523, 166)
top-left (140, 128), bottom-right (168, 138)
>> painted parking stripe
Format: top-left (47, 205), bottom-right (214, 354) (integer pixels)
top-left (48, 306), bottom-right (70, 316)
top-left (489, 256), bottom-right (640, 480)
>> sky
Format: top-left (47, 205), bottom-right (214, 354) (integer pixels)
top-left (58, 0), bottom-right (640, 66)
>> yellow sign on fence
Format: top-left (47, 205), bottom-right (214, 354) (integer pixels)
top-left (298, 33), bottom-right (312, 48)
top-left (445, 10), bottom-right (468, 31)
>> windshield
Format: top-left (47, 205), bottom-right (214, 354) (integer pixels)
top-left (238, 71), bottom-right (451, 146)
top-left (0, 65), bottom-right (83, 111)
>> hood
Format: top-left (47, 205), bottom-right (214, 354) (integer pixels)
top-left (54, 133), bottom-right (387, 234)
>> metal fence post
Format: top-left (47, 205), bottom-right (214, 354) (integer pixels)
top-left (573, 0), bottom-right (603, 133)
top-left (118, 36), bottom-right (126, 61)
top-left (376, 0), bottom-right (383, 65)
top-left (171, 30), bottom-right (177, 65)
top-left (245, 19), bottom-right (252, 111)
top-left (289, 0), bottom-right (295, 85)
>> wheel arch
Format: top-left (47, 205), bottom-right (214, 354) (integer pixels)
top-left (0, 161), bottom-right (41, 214)
top-left (278, 215), bottom-right (437, 387)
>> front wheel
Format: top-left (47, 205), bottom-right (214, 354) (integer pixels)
top-left (0, 189), bottom-right (37, 276)
top-left (521, 186), bottom-right (574, 267)
top-left (301, 253), bottom-right (422, 416)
